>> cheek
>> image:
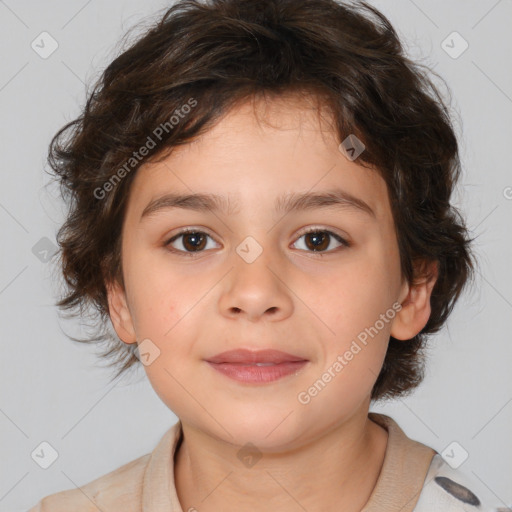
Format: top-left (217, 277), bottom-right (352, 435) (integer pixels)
top-left (123, 252), bottom-right (179, 338)
top-left (322, 251), bottom-right (399, 336)
top-left (311, 247), bottom-right (399, 395)
top-left (123, 241), bottom-right (188, 329)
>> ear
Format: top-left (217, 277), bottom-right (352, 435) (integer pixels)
top-left (391, 260), bottom-right (439, 341)
top-left (106, 280), bottom-right (137, 344)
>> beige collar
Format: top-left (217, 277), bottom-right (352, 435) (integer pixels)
top-left (142, 412), bottom-right (436, 512)
top-left (362, 413), bottom-right (436, 511)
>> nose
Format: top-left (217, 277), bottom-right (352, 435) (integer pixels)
top-left (218, 247), bottom-right (294, 323)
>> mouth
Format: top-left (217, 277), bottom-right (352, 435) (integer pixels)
top-left (206, 348), bottom-right (307, 364)
top-left (205, 349), bottom-right (309, 384)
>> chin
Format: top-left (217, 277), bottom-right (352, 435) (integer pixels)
top-left (215, 411), bottom-right (306, 451)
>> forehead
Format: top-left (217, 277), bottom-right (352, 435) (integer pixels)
top-left (126, 94), bottom-right (390, 222)
top-left (186, 92), bottom-right (342, 153)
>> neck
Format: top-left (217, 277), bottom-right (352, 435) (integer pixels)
top-left (174, 407), bottom-right (388, 512)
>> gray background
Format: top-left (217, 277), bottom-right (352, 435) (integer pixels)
top-left (1, 0), bottom-right (511, 510)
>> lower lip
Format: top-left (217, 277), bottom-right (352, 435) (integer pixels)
top-left (206, 361), bottom-right (308, 384)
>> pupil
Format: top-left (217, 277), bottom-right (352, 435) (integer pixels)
top-left (184, 232), bottom-right (206, 251)
top-left (307, 232), bottom-right (328, 251)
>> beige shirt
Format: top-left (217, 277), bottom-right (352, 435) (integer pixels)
top-left (29, 412), bottom-right (438, 512)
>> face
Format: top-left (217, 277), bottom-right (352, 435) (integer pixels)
top-left (108, 94), bottom-right (432, 450)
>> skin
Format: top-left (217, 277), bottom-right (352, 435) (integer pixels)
top-left (107, 92), bottom-right (437, 512)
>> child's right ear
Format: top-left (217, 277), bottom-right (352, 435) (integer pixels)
top-left (106, 280), bottom-right (137, 345)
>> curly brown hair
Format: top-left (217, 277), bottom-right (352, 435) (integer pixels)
top-left (48, 0), bottom-right (474, 400)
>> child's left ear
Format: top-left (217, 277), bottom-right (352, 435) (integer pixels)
top-left (390, 259), bottom-right (439, 341)
top-left (105, 280), bottom-right (137, 345)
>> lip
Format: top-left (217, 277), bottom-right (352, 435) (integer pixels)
top-left (206, 349), bottom-right (307, 364)
top-left (205, 349), bottom-right (309, 384)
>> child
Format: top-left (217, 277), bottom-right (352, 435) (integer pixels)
top-left (29, 0), bottom-right (501, 510)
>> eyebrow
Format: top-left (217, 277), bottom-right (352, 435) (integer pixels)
top-left (140, 187), bottom-right (375, 220)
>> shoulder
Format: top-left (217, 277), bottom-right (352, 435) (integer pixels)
top-left (414, 454), bottom-right (505, 512)
top-left (27, 452), bottom-right (151, 512)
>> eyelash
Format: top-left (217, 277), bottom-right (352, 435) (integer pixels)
top-left (164, 227), bottom-right (350, 257)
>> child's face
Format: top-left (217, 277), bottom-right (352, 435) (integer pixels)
top-left (108, 94), bottom-right (424, 448)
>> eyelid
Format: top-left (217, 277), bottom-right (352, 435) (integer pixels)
top-left (166, 226), bottom-right (215, 238)
top-left (294, 225), bottom-right (348, 241)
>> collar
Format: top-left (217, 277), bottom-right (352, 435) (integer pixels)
top-left (142, 418), bottom-right (184, 511)
top-left (363, 412), bottom-right (436, 511)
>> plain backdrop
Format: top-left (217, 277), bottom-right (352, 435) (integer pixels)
top-left (0, 0), bottom-right (511, 510)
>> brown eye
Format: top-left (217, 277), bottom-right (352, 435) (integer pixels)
top-left (165, 230), bottom-right (218, 254)
top-left (181, 232), bottom-right (207, 251)
top-left (292, 229), bottom-right (349, 253)
top-left (304, 231), bottom-right (329, 251)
